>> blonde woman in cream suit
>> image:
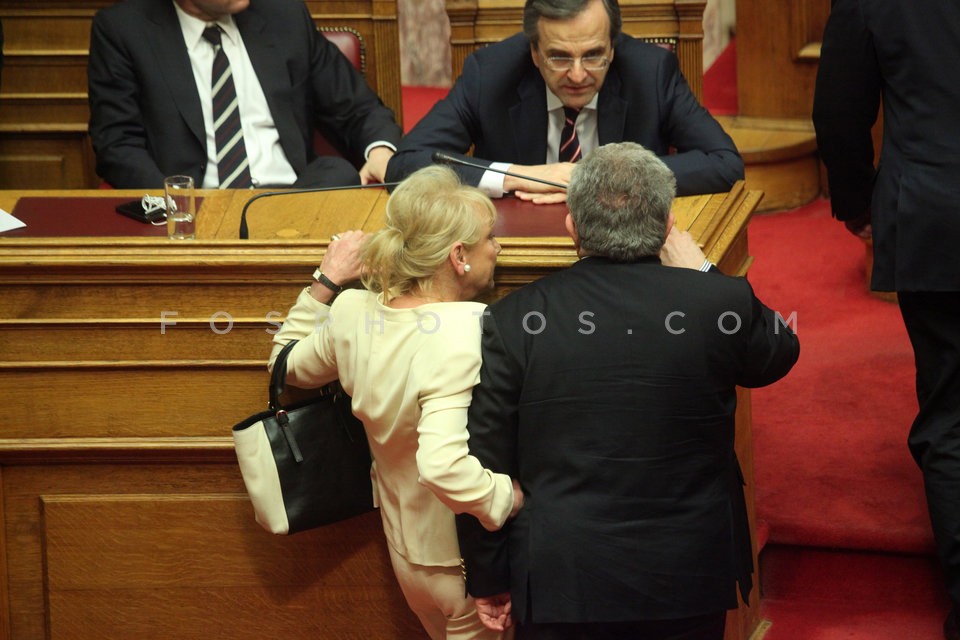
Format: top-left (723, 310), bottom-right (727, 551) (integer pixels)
top-left (269, 166), bottom-right (521, 640)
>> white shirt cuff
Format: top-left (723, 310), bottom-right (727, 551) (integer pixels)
top-left (478, 162), bottom-right (512, 198)
top-left (364, 141), bottom-right (397, 159)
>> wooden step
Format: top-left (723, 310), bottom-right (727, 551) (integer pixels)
top-left (716, 116), bottom-right (821, 212)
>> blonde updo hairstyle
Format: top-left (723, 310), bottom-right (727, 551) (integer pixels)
top-left (361, 165), bottom-right (497, 300)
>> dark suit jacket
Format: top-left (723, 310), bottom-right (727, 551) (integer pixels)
top-left (88, 0), bottom-right (401, 188)
top-left (813, 0), bottom-right (960, 292)
top-left (386, 33), bottom-right (743, 196)
top-left (456, 257), bottom-right (799, 624)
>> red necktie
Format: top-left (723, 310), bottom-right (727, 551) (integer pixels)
top-left (559, 107), bottom-right (582, 163)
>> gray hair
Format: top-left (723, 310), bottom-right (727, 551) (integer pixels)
top-left (523, 0), bottom-right (622, 47)
top-left (566, 142), bottom-right (677, 261)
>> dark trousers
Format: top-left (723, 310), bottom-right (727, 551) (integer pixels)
top-left (900, 291), bottom-right (960, 610)
top-left (515, 611), bottom-right (726, 640)
top-left (292, 155), bottom-right (361, 188)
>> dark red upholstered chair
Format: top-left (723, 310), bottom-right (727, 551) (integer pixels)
top-left (314, 27), bottom-right (365, 158)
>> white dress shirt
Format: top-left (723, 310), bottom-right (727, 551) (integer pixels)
top-left (175, 4), bottom-right (298, 188)
top-left (479, 89), bottom-right (599, 197)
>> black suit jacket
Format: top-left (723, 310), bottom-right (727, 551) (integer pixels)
top-left (813, 0), bottom-right (960, 292)
top-left (456, 257), bottom-right (799, 624)
top-left (386, 33), bottom-right (743, 196)
top-left (88, 0), bottom-right (401, 188)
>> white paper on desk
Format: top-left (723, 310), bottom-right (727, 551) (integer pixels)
top-left (0, 209), bottom-right (27, 233)
top-left (0, 208), bottom-right (26, 233)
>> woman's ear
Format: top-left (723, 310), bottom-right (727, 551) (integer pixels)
top-left (449, 241), bottom-right (468, 274)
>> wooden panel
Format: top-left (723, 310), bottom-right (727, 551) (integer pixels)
top-left (2, 464), bottom-right (425, 639)
top-left (0, 133), bottom-right (95, 189)
top-left (3, 366), bottom-right (267, 439)
top-left (445, 0), bottom-right (706, 102)
top-left (42, 495), bottom-right (423, 639)
top-left (735, 0), bottom-right (831, 119)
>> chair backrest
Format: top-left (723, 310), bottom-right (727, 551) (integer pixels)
top-left (313, 27), bottom-right (366, 159)
top-left (321, 27), bottom-right (365, 74)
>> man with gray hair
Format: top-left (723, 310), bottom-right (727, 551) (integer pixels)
top-left (456, 142), bottom-right (799, 639)
top-left (386, 0), bottom-right (741, 204)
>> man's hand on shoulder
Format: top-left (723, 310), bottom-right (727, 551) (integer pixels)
top-left (360, 146), bottom-right (395, 185)
top-left (660, 226), bottom-right (708, 269)
top-left (504, 162), bottom-right (574, 204)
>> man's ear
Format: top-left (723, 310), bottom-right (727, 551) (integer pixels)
top-left (565, 213), bottom-right (580, 248)
top-left (530, 43), bottom-right (541, 70)
top-left (665, 212), bottom-right (676, 240)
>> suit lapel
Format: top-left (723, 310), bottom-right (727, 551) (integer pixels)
top-left (144, 1), bottom-right (205, 146)
top-left (509, 68), bottom-right (550, 164)
top-left (597, 67), bottom-right (627, 145)
top-left (236, 9), bottom-right (306, 169)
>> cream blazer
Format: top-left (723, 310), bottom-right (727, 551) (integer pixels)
top-left (270, 288), bottom-right (513, 567)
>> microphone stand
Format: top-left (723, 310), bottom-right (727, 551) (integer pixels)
top-left (431, 152), bottom-right (568, 190)
top-left (239, 182), bottom-right (400, 239)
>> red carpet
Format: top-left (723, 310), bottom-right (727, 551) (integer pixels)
top-left (747, 203), bottom-right (944, 637)
top-left (703, 37), bottom-right (738, 115)
top-left (747, 201), bottom-right (929, 554)
top-left (759, 545), bottom-right (950, 639)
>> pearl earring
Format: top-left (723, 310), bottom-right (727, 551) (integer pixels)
top-left (463, 264), bottom-right (471, 272)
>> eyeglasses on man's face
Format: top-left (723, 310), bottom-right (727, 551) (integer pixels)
top-left (542, 54), bottom-right (611, 72)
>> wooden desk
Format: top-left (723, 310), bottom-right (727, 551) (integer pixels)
top-left (0, 184), bottom-right (762, 640)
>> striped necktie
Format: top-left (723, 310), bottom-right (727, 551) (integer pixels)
top-left (559, 106), bottom-right (582, 163)
top-left (202, 26), bottom-right (253, 189)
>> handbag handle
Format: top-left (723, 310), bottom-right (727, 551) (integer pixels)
top-left (266, 340), bottom-right (356, 464)
top-left (269, 339), bottom-right (299, 412)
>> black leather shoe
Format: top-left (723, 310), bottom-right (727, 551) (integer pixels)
top-left (945, 607), bottom-right (960, 640)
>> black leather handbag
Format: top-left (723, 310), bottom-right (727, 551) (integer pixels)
top-left (232, 340), bottom-right (374, 534)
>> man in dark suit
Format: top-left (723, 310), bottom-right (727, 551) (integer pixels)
top-left (456, 142), bottom-right (799, 639)
top-left (385, 0), bottom-right (742, 204)
top-left (813, 2), bottom-right (960, 637)
top-left (88, 0), bottom-right (401, 189)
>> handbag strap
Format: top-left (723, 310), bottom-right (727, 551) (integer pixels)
top-left (269, 339), bottom-right (345, 410)
top-left (268, 340), bottom-right (299, 411)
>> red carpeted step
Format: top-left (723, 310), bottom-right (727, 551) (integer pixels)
top-left (759, 544), bottom-right (949, 640)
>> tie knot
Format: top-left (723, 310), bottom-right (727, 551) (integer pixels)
top-left (202, 25), bottom-right (222, 47)
top-left (563, 106), bottom-right (580, 124)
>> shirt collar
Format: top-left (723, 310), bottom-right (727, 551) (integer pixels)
top-left (545, 88), bottom-right (598, 113)
top-left (172, 1), bottom-right (240, 51)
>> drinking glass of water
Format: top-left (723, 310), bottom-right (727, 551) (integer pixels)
top-left (164, 175), bottom-right (196, 240)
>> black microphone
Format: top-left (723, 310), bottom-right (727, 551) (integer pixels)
top-left (431, 152), bottom-right (568, 190)
top-left (239, 182), bottom-right (400, 239)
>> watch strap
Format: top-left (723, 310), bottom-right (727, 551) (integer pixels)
top-left (312, 268), bottom-right (343, 293)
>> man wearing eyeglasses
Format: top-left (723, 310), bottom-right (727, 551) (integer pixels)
top-left (385, 0), bottom-right (742, 204)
